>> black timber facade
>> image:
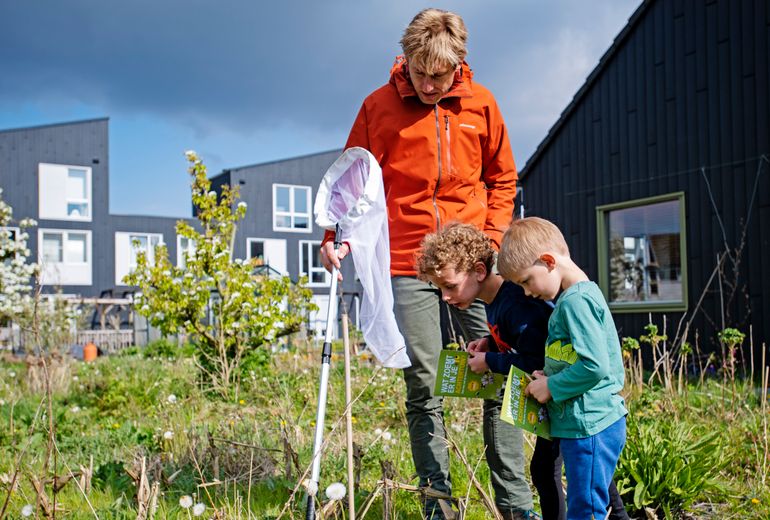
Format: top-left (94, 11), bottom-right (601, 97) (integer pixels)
top-left (520, 0), bottom-right (770, 355)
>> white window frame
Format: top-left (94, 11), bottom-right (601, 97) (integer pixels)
top-left (37, 228), bottom-right (92, 286)
top-left (299, 240), bottom-right (330, 287)
top-left (38, 163), bottom-right (93, 222)
top-left (176, 235), bottom-right (196, 268)
top-left (272, 184), bottom-right (312, 233)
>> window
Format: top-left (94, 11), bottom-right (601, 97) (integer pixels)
top-left (248, 239), bottom-right (265, 264)
top-left (596, 193), bottom-right (687, 312)
top-left (128, 233), bottom-right (162, 269)
top-left (115, 232), bottom-right (164, 286)
top-left (299, 240), bottom-right (330, 286)
top-left (37, 229), bottom-right (92, 285)
top-left (177, 235), bottom-right (196, 268)
top-left (273, 184), bottom-right (311, 232)
top-left (246, 237), bottom-right (287, 274)
top-left (38, 163), bottom-right (92, 221)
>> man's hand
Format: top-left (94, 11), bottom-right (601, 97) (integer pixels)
top-left (319, 241), bottom-right (350, 281)
top-left (525, 371), bottom-right (552, 403)
top-left (467, 337), bottom-right (490, 354)
top-left (467, 351), bottom-right (489, 374)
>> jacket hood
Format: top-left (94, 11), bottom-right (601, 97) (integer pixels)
top-left (389, 55), bottom-right (474, 100)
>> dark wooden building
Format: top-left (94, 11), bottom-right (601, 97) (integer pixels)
top-left (520, 0), bottom-right (770, 360)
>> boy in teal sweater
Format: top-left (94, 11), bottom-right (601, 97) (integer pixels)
top-left (498, 217), bottom-right (627, 520)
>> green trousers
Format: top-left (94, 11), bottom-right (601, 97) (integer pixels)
top-left (392, 276), bottom-right (534, 515)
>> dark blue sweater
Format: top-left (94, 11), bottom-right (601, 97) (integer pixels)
top-left (483, 280), bottom-right (554, 375)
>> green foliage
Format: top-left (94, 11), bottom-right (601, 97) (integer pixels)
top-left (639, 323), bottom-right (667, 345)
top-left (718, 327), bottom-right (745, 347)
top-left (621, 336), bottom-right (640, 352)
top-left (617, 410), bottom-right (729, 518)
top-left (1, 345), bottom-right (767, 518)
top-left (141, 338), bottom-right (195, 360)
top-left (125, 151), bottom-right (315, 397)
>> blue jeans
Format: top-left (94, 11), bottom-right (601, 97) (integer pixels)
top-left (559, 416), bottom-right (626, 520)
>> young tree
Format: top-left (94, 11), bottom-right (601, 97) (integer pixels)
top-left (0, 188), bottom-right (39, 323)
top-left (125, 152), bottom-right (316, 398)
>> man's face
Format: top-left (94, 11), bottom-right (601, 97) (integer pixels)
top-left (512, 260), bottom-right (560, 301)
top-left (427, 266), bottom-right (480, 310)
top-left (408, 60), bottom-right (457, 105)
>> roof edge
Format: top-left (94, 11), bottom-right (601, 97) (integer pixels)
top-left (224, 147), bottom-right (343, 173)
top-left (520, 0), bottom-right (652, 181)
top-left (0, 117), bottom-right (109, 135)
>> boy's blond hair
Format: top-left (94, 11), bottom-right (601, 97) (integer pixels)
top-left (416, 222), bottom-right (494, 280)
top-left (400, 8), bottom-right (468, 74)
top-left (498, 217), bottom-right (570, 279)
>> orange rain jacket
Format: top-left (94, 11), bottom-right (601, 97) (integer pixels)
top-left (326, 56), bottom-right (518, 276)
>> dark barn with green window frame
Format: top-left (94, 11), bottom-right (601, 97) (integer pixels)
top-left (519, 0), bottom-right (770, 363)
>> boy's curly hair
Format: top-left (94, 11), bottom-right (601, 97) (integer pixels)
top-left (416, 222), bottom-right (495, 280)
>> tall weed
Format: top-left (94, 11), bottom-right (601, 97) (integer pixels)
top-left (616, 417), bottom-right (727, 518)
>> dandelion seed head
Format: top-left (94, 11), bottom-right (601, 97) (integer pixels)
top-left (179, 495), bottom-right (193, 508)
top-left (192, 503), bottom-right (206, 516)
top-left (325, 482), bottom-right (346, 501)
top-left (21, 504), bottom-right (34, 517)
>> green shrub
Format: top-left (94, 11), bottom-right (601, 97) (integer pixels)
top-left (616, 418), bottom-right (728, 518)
top-left (142, 338), bottom-right (179, 359)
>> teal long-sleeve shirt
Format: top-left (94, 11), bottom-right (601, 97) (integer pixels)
top-left (544, 281), bottom-right (627, 438)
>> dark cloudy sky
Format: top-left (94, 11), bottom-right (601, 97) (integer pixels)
top-left (0, 1), bottom-right (640, 217)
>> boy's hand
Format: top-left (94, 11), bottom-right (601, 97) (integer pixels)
top-left (467, 337), bottom-right (489, 353)
top-left (525, 372), bottom-right (552, 403)
top-left (467, 351), bottom-right (489, 374)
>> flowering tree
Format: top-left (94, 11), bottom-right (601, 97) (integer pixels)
top-left (125, 152), bottom-right (315, 398)
top-left (0, 188), bottom-right (39, 323)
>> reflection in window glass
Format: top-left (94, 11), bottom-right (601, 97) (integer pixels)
top-left (607, 199), bottom-right (682, 304)
top-left (275, 187), bottom-right (290, 212)
top-left (67, 203), bottom-right (88, 217)
top-left (42, 233), bottom-right (63, 263)
top-left (294, 188), bottom-right (307, 213)
top-left (66, 233), bottom-right (87, 263)
top-left (66, 169), bottom-right (89, 218)
top-left (294, 216), bottom-right (309, 229)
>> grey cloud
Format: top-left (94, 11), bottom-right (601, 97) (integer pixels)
top-left (0, 0), bottom-right (640, 157)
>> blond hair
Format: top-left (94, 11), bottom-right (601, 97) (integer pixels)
top-left (498, 217), bottom-right (570, 279)
top-left (400, 8), bottom-right (468, 74)
top-left (416, 222), bottom-right (495, 280)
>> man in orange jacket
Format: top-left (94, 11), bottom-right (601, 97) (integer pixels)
top-left (321, 9), bottom-right (531, 519)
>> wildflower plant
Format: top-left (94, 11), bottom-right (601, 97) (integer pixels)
top-left (125, 151), bottom-right (315, 399)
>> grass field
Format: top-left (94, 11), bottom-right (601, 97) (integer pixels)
top-left (0, 338), bottom-right (768, 519)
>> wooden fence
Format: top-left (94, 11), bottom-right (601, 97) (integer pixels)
top-left (76, 330), bottom-right (135, 354)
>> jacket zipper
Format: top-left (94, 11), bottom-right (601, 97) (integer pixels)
top-left (444, 115), bottom-right (451, 177)
top-left (432, 105), bottom-right (442, 229)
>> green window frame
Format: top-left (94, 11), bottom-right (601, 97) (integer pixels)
top-left (596, 192), bottom-right (688, 313)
